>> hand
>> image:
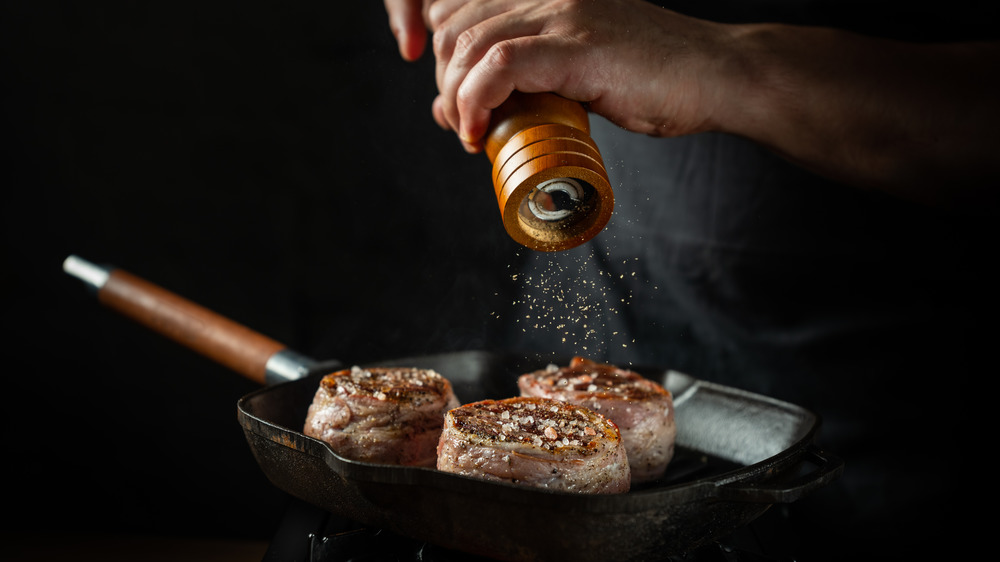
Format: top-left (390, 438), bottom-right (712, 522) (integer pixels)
top-left (384, 0), bottom-right (1000, 210)
top-left (425, 0), bottom-right (732, 152)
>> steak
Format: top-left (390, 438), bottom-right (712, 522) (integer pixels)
top-left (436, 396), bottom-right (630, 493)
top-left (518, 357), bottom-right (676, 483)
top-left (304, 366), bottom-right (460, 466)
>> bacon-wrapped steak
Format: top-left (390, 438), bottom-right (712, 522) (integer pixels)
top-left (436, 396), bottom-right (630, 493)
top-left (304, 366), bottom-right (460, 466)
top-left (518, 357), bottom-right (676, 483)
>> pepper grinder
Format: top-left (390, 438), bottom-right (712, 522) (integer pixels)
top-left (484, 92), bottom-right (614, 252)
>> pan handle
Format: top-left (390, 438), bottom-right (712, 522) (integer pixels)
top-left (716, 445), bottom-right (844, 504)
top-left (63, 255), bottom-right (319, 385)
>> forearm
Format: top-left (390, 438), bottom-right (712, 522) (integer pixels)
top-left (716, 24), bottom-right (1000, 209)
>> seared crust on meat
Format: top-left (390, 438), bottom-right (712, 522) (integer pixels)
top-left (304, 366), bottom-right (460, 466)
top-left (436, 396), bottom-right (630, 493)
top-left (518, 357), bottom-right (676, 483)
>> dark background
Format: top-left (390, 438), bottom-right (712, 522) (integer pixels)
top-left (2, 1), bottom-right (997, 560)
top-left (1, 0), bottom-right (522, 553)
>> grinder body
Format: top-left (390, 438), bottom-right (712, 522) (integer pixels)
top-left (485, 92), bottom-right (614, 252)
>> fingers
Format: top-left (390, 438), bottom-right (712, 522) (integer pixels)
top-left (433, 94), bottom-right (483, 151)
top-left (429, 0), bottom-right (501, 94)
top-left (384, 0), bottom-right (430, 61)
top-left (439, 18), bottom-right (549, 128)
top-left (415, 0), bottom-right (724, 152)
top-left (455, 35), bottom-right (580, 146)
top-left (432, 1), bottom-right (558, 150)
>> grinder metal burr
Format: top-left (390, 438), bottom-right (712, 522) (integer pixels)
top-left (485, 92), bottom-right (614, 251)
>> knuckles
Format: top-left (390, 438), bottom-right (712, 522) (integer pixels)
top-left (453, 25), bottom-right (486, 64)
top-left (431, 23), bottom-right (456, 60)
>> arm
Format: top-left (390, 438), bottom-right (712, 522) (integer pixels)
top-left (386, 0), bottom-right (1000, 211)
top-left (723, 25), bottom-right (1000, 209)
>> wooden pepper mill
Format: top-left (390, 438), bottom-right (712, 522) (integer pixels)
top-left (485, 92), bottom-right (614, 251)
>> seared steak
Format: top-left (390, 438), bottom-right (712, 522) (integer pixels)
top-left (304, 366), bottom-right (460, 466)
top-left (518, 357), bottom-right (676, 483)
top-left (436, 396), bottom-right (630, 493)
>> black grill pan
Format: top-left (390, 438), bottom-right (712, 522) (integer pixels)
top-left (64, 255), bottom-right (842, 561)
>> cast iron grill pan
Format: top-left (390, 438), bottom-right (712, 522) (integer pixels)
top-left (64, 256), bottom-right (842, 561)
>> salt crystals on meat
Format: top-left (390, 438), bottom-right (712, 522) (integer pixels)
top-left (304, 366), bottom-right (460, 467)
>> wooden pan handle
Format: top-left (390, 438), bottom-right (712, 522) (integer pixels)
top-left (98, 269), bottom-right (284, 385)
top-left (63, 255), bottom-right (312, 385)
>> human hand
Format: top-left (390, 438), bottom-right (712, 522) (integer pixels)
top-left (386, 0), bottom-right (1000, 209)
top-left (424, 0), bottom-right (735, 152)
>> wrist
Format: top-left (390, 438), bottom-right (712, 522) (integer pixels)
top-left (704, 23), bottom-right (794, 140)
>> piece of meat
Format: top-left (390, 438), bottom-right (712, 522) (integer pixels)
top-left (436, 396), bottom-right (630, 493)
top-left (304, 366), bottom-right (460, 466)
top-left (518, 357), bottom-right (676, 483)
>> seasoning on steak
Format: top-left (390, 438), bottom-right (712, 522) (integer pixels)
top-left (304, 366), bottom-right (460, 466)
top-left (436, 396), bottom-right (630, 493)
top-left (518, 357), bottom-right (676, 483)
